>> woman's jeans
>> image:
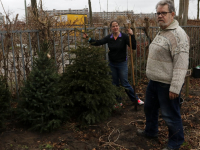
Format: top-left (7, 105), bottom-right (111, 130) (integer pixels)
top-left (144, 80), bottom-right (184, 149)
top-left (109, 61), bottom-right (139, 102)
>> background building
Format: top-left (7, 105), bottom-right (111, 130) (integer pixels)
top-left (45, 8), bottom-right (88, 16)
top-left (93, 10), bottom-right (134, 20)
top-left (26, 7), bottom-right (155, 27)
top-left (44, 8), bottom-right (155, 20)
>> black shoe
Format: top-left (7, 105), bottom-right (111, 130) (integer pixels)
top-left (136, 129), bottom-right (158, 139)
top-left (162, 146), bottom-right (179, 150)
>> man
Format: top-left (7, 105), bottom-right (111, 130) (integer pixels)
top-left (137, 0), bottom-right (189, 150)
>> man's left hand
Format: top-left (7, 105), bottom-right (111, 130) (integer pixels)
top-left (169, 91), bottom-right (179, 100)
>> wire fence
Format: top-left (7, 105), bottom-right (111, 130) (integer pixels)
top-left (0, 26), bottom-right (199, 98)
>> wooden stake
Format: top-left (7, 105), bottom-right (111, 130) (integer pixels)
top-left (128, 23), bottom-right (137, 111)
top-left (185, 76), bottom-right (189, 98)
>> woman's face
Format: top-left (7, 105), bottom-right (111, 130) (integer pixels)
top-left (110, 22), bottom-right (120, 34)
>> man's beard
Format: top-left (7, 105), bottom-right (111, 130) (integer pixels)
top-left (158, 20), bottom-right (170, 29)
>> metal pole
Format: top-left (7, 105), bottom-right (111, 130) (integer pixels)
top-left (11, 35), bottom-right (19, 98)
top-left (104, 26), bottom-right (109, 61)
top-left (107, 0), bottom-right (108, 20)
top-left (24, 0), bottom-right (28, 24)
top-left (60, 31), bottom-right (64, 73)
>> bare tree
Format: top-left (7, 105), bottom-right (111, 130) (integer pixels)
top-left (198, 0), bottom-right (200, 20)
top-left (178, 0), bottom-right (184, 24)
top-left (178, 0), bottom-right (189, 26)
top-left (182, 0), bottom-right (189, 25)
top-left (31, 0), bottom-right (38, 17)
top-left (88, 0), bottom-right (93, 27)
top-left (39, 0), bottom-right (43, 10)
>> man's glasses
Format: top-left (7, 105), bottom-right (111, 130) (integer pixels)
top-left (155, 12), bottom-right (172, 16)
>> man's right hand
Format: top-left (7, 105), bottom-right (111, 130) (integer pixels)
top-left (169, 91), bottom-right (179, 100)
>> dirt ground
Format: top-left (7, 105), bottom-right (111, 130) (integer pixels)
top-left (0, 77), bottom-right (200, 150)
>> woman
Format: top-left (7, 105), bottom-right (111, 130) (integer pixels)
top-left (83, 20), bottom-right (144, 105)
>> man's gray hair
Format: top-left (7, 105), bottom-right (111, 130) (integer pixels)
top-left (156, 0), bottom-right (175, 12)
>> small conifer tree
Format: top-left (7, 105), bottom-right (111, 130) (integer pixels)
top-left (0, 76), bottom-right (11, 130)
top-left (60, 44), bottom-right (119, 126)
top-left (17, 42), bottom-right (66, 132)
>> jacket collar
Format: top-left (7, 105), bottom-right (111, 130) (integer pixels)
top-left (110, 32), bottom-right (122, 38)
top-left (160, 19), bottom-right (179, 31)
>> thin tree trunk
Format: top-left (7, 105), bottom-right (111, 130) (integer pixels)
top-left (40, 0), bottom-right (43, 10)
top-left (88, 0), bottom-right (93, 27)
top-left (198, 0), bottom-right (200, 20)
top-left (31, 0), bottom-right (38, 17)
top-left (178, 0), bottom-right (184, 25)
top-left (182, 0), bottom-right (189, 25)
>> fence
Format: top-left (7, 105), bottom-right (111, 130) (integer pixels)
top-left (0, 26), bottom-right (200, 98)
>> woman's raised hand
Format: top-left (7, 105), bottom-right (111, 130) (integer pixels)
top-left (127, 28), bottom-right (133, 35)
top-left (83, 33), bottom-right (88, 39)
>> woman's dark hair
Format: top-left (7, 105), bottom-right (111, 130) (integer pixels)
top-left (109, 20), bottom-right (119, 28)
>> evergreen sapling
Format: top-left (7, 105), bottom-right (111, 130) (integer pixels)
top-left (17, 42), bottom-right (66, 132)
top-left (60, 43), bottom-right (120, 126)
top-left (0, 76), bottom-right (11, 130)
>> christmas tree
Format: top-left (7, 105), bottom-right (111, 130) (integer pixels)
top-left (17, 42), bottom-right (66, 132)
top-left (60, 43), bottom-right (120, 126)
top-left (0, 76), bottom-right (11, 130)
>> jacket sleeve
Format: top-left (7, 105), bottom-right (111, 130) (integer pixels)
top-left (169, 35), bottom-right (190, 94)
top-left (126, 34), bottom-right (137, 50)
top-left (89, 35), bottom-right (109, 46)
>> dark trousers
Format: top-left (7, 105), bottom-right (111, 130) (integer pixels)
top-left (109, 61), bottom-right (139, 102)
top-left (144, 80), bottom-right (184, 149)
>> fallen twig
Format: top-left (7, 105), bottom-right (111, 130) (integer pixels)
top-left (98, 121), bottom-right (128, 150)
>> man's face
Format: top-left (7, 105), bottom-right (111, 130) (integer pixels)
top-left (156, 5), bottom-right (175, 29)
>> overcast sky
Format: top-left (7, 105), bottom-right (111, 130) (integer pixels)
top-left (0, 0), bottom-right (197, 20)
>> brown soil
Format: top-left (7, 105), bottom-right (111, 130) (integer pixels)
top-left (0, 77), bottom-right (200, 150)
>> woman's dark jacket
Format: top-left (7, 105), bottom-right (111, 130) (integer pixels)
top-left (89, 32), bottom-right (136, 63)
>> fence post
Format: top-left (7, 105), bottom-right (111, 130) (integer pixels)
top-left (103, 26), bottom-right (109, 61)
top-left (185, 69), bottom-right (191, 99)
top-left (11, 35), bottom-right (19, 98)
